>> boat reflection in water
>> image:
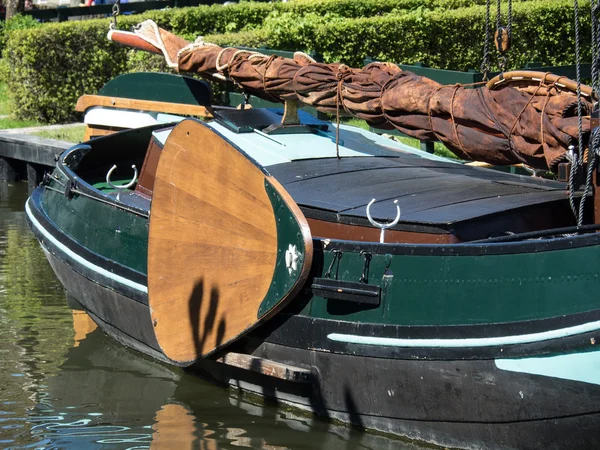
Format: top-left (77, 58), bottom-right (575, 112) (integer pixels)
top-left (32, 303), bottom-right (417, 450)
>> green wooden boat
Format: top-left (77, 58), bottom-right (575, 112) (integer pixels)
top-left (24, 0), bottom-right (600, 438)
top-left (25, 69), bottom-right (600, 448)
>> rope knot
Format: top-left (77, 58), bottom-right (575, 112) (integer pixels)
top-left (336, 64), bottom-right (351, 80)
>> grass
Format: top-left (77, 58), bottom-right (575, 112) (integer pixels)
top-left (0, 117), bottom-right (39, 128)
top-left (342, 117), bottom-right (459, 160)
top-left (33, 125), bottom-right (86, 143)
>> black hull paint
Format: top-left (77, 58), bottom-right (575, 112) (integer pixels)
top-left (26, 188), bottom-right (600, 449)
top-left (34, 242), bottom-right (600, 450)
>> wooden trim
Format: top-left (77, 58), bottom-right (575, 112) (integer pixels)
top-left (307, 218), bottom-right (459, 244)
top-left (108, 29), bottom-right (163, 55)
top-left (83, 124), bottom-right (126, 141)
top-left (265, 175), bottom-right (314, 312)
top-left (75, 95), bottom-right (213, 118)
top-left (216, 352), bottom-right (311, 383)
top-left (487, 71), bottom-right (594, 98)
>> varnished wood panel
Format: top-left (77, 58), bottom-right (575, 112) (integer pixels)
top-left (76, 95), bottom-right (213, 118)
top-left (307, 218), bottom-right (459, 244)
top-left (148, 119), bottom-right (312, 363)
top-left (108, 29), bottom-right (164, 56)
top-left (135, 137), bottom-right (163, 198)
top-left (83, 125), bottom-right (124, 141)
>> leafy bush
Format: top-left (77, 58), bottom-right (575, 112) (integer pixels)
top-left (4, 20), bottom-right (128, 123)
top-left (208, 0), bottom-right (591, 69)
top-left (0, 14), bottom-right (40, 55)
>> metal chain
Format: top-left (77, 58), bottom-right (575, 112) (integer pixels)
top-left (110, 0), bottom-right (121, 30)
top-left (480, 0), bottom-right (491, 79)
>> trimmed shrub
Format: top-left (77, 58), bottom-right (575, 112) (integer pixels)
top-left (208, 0), bottom-right (590, 70)
top-left (0, 14), bottom-right (40, 55)
top-left (4, 21), bottom-right (128, 123)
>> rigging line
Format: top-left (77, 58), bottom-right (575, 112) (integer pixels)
top-left (583, 0), bottom-right (600, 227)
top-left (570, 0), bottom-right (585, 223)
top-left (481, 0), bottom-right (491, 79)
top-left (496, 0), bottom-right (501, 34)
top-left (592, 0), bottom-right (600, 99)
top-left (507, 0), bottom-right (512, 39)
top-left (579, 129), bottom-right (600, 226)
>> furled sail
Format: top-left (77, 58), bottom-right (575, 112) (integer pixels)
top-left (109, 20), bottom-right (592, 171)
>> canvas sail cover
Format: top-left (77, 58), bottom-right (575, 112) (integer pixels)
top-left (109, 20), bottom-right (592, 171)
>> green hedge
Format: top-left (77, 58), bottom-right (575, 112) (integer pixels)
top-left (208, 0), bottom-right (590, 69)
top-left (3, 0), bottom-right (591, 123)
top-left (4, 21), bottom-right (129, 123)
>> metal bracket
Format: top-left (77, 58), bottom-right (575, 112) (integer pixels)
top-left (106, 164), bottom-right (138, 202)
top-left (366, 198), bottom-right (401, 243)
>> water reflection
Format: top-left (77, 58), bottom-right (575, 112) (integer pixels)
top-left (0, 181), bottom-right (422, 450)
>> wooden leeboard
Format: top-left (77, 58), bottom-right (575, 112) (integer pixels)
top-left (148, 119), bottom-right (312, 364)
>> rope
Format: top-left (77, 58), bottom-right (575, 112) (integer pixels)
top-left (592, 0), bottom-right (600, 99)
top-left (449, 84), bottom-right (468, 155)
top-left (505, 74), bottom-right (548, 164)
top-left (481, 0), bottom-right (491, 80)
top-left (539, 80), bottom-right (562, 152)
top-left (507, 0), bottom-right (513, 39)
top-left (427, 85), bottom-right (448, 144)
top-left (496, 0), bottom-right (501, 33)
top-left (215, 49), bottom-right (258, 73)
top-left (335, 65), bottom-right (352, 159)
top-left (571, 0), bottom-right (585, 222)
top-left (578, 128), bottom-right (600, 226)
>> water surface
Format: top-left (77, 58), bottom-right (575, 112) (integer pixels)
top-left (0, 181), bottom-right (424, 449)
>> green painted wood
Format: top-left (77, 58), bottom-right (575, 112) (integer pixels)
top-left (308, 243), bottom-right (600, 326)
top-left (258, 179), bottom-right (309, 318)
top-left (523, 63), bottom-right (591, 80)
top-left (99, 72), bottom-right (211, 107)
top-left (42, 172), bottom-right (149, 274)
top-left (363, 58), bottom-right (486, 85)
top-left (236, 47), bottom-right (321, 62)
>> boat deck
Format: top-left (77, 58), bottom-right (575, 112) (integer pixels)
top-left (268, 156), bottom-right (572, 232)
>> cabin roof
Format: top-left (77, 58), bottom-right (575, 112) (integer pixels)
top-left (151, 115), bottom-right (573, 233)
top-left (267, 157), bottom-right (570, 230)
top-left (202, 120), bottom-right (455, 167)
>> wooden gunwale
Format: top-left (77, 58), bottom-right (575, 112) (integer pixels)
top-left (75, 95), bottom-right (213, 118)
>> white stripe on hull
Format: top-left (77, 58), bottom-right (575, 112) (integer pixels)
top-left (328, 319), bottom-right (600, 348)
top-left (26, 199), bottom-right (148, 294)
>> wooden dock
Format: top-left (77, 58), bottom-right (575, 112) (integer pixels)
top-left (0, 132), bottom-right (70, 188)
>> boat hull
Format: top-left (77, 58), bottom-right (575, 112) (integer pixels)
top-left (26, 186), bottom-right (600, 450)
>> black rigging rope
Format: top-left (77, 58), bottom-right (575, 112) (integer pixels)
top-left (481, 0), bottom-right (491, 80)
top-left (592, 0), bottom-right (600, 98)
top-left (570, 0), bottom-right (585, 223)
